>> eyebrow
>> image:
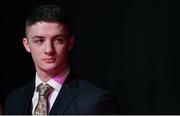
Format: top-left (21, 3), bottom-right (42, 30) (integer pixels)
top-left (32, 35), bottom-right (45, 39)
top-left (52, 34), bottom-right (68, 38)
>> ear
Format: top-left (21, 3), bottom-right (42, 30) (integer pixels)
top-left (23, 37), bottom-right (31, 53)
top-left (68, 36), bottom-right (75, 51)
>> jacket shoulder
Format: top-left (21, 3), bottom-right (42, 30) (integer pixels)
top-left (6, 81), bottom-right (34, 98)
top-left (75, 78), bottom-right (120, 114)
top-left (4, 81), bottom-right (34, 114)
top-left (78, 78), bottom-right (108, 95)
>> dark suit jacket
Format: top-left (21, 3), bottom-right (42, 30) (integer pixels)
top-left (4, 71), bottom-right (120, 114)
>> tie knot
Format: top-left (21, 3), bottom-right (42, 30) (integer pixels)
top-left (37, 83), bottom-right (52, 97)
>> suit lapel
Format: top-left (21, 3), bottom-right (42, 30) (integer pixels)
top-left (49, 71), bottom-right (82, 114)
top-left (19, 81), bottom-right (34, 114)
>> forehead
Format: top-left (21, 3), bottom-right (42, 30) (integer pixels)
top-left (26, 22), bottom-right (69, 36)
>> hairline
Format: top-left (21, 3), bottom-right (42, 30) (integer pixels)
top-left (25, 21), bottom-right (70, 36)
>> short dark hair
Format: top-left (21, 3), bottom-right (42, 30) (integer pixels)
top-left (25, 4), bottom-right (72, 35)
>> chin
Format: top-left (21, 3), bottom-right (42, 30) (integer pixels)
top-left (41, 64), bottom-right (58, 72)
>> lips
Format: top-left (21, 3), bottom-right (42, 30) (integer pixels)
top-left (43, 58), bottom-right (56, 63)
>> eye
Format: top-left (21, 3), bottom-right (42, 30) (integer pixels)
top-left (34, 39), bottom-right (44, 44)
top-left (55, 38), bottom-right (65, 44)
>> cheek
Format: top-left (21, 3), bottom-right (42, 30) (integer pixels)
top-left (30, 48), bottom-right (42, 60)
top-left (31, 52), bottom-right (40, 61)
top-left (56, 46), bottom-right (69, 57)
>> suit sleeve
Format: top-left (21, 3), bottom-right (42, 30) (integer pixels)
top-left (91, 93), bottom-right (120, 114)
top-left (4, 90), bottom-right (15, 114)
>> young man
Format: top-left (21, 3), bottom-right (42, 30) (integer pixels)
top-left (4, 4), bottom-right (119, 115)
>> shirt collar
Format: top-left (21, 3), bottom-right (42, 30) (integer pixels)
top-left (35, 69), bottom-right (70, 92)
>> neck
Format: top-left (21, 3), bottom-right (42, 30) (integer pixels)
top-left (36, 65), bottom-right (69, 82)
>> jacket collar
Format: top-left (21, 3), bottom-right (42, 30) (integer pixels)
top-left (49, 70), bottom-right (82, 114)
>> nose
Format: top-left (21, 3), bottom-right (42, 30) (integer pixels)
top-left (44, 41), bottom-right (55, 55)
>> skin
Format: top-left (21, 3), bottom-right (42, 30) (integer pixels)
top-left (23, 22), bottom-right (74, 82)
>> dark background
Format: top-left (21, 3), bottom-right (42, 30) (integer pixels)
top-left (0, 0), bottom-right (178, 114)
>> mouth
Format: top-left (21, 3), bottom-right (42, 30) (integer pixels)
top-left (42, 58), bottom-right (56, 63)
